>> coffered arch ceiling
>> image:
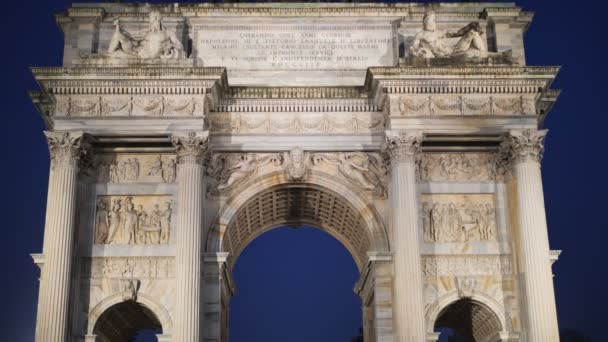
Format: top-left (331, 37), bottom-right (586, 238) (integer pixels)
top-left (218, 183), bottom-right (375, 270)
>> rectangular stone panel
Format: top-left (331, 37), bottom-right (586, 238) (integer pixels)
top-left (195, 20), bottom-right (396, 70)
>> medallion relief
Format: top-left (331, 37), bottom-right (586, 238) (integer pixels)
top-left (421, 194), bottom-right (497, 243)
top-left (95, 195), bottom-right (173, 245)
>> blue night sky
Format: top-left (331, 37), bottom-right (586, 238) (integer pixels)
top-left (0, 1), bottom-right (605, 341)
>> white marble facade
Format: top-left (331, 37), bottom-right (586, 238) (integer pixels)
top-left (30, 3), bottom-right (561, 342)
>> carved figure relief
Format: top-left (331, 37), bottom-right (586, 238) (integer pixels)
top-left (94, 154), bottom-right (177, 183)
top-left (311, 152), bottom-right (387, 196)
top-left (98, 11), bottom-right (186, 59)
top-left (406, 11), bottom-right (511, 60)
top-left (421, 194), bottom-right (497, 243)
top-left (206, 153), bottom-right (283, 193)
top-left (83, 257), bottom-right (175, 279)
top-left (416, 153), bottom-right (505, 181)
top-left (95, 195), bottom-right (173, 245)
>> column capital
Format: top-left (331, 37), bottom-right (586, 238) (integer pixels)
top-left (500, 129), bottom-right (547, 165)
top-left (44, 131), bottom-right (89, 169)
top-left (382, 130), bottom-right (424, 165)
top-left (171, 131), bottom-right (209, 165)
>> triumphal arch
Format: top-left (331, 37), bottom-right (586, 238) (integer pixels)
top-left (30, 2), bottom-right (562, 341)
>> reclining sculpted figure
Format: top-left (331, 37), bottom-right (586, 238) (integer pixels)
top-left (107, 11), bottom-right (186, 59)
top-left (410, 10), bottom-right (510, 59)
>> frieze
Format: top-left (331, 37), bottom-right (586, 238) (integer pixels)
top-left (421, 255), bottom-right (513, 276)
top-left (421, 194), bottom-right (497, 243)
top-left (95, 195), bottom-right (173, 245)
top-left (93, 154), bottom-right (176, 184)
top-left (54, 95), bottom-right (205, 117)
top-left (82, 257), bottom-right (175, 279)
top-left (416, 153), bottom-right (505, 182)
top-left (208, 112), bottom-right (385, 134)
top-left (397, 95), bottom-right (535, 116)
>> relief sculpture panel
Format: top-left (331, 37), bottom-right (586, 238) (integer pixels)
top-left (94, 154), bottom-right (177, 184)
top-left (417, 153), bottom-right (505, 181)
top-left (421, 194), bottom-right (497, 243)
top-left (95, 195), bottom-right (173, 245)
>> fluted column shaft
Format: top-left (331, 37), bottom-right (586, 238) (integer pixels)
top-left (383, 130), bottom-right (426, 342)
top-left (36, 132), bottom-right (86, 342)
top-left (172, 132), bottom-right (209, 342)
top-left (505, 129), bottom-right (559, 341)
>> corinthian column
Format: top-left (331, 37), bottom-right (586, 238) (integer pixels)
top-left (502, 129), bottom-right (559, 341)
top-left (383, 130), bottom-right (426, 342)
top-left (36, 132), bottom-right (87, 342)
top-left (171, 131), bottom-right (209, 342)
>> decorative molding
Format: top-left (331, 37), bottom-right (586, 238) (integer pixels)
top-left (421, 255), bottom-right (513, 276)
top-left (82, 257), bottom-right (175, 279)
top-left (382, 130), bottom-right (424, 164)
top-left (171, 131), bottom-right (210, 165)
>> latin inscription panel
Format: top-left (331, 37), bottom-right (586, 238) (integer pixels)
top-left (196, 21), bottom-right (395, 70)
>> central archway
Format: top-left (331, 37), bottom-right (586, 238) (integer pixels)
top-left (204, 171), bottom-right (392, 341)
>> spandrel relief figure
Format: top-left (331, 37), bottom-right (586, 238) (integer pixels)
top-left (311, 152), bottom-right (386, 196)
top-left (409, 10), bottom-right (511, 60)
top-left (94, 196), bottom-right (172, 245)
top-left (422, 196), bottom-right (498, 243)
top-left (210, 153), bottom-right (282, 192)
top-left (107, 11), bottom-right (186, 59)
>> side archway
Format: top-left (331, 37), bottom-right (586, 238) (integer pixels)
top-left (87, 293), bottom-right (173, 339)
top-left (426, 291), bottom-right (513, 341)
top-left (205, 170), bottom-right (390, 270)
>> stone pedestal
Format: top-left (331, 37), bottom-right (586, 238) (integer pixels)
top-left (383, 130), bottom-right (426, 342)
top-left (504, 129), bottom-right (559, 341)
top-left (36, 132), bottom-right (86, 342)
top-left (171, 132), bottom-right (209, 342)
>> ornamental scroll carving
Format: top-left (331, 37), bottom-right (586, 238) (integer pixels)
top-left (45, 131), bottom-right (88, 168)
top-left (55, 95), bottom-right (205, 117)
top-left (421, 194), bottom-right (497, 243)
top-left (398, 95), bottom-right (535, 116)
top-left (82, 257), bottom-right (175, 279)
top-left (95, 195), bottom-right (172, 245)
top-left (382, 130), bottom-right (424, 164)
top-left (94, 154), bottom-right (176, 184)
top-left (416, 153), bottom-right (506, 181)
top-left (311, 152), bottom-right (387, 197)
top-left (500, 129), bottom-right (547, 164)
top-left (421, 255), bottom-right (513, 276)
top-left (172, 131), bottom-right (209, 165)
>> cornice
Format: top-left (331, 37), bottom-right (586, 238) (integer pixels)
top-left (30, 67), bottom-right (227, 81)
